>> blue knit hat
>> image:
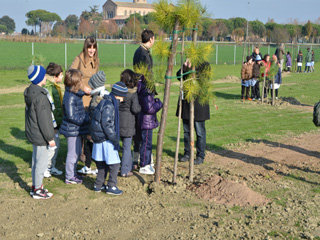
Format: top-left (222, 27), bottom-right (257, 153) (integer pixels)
top-left (27, 65), bottom-right (46, 85)
top-left (111, 81), bottom-right (128, 97)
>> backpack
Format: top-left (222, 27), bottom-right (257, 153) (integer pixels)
top-left (312, 101), bottom-right (320, 126)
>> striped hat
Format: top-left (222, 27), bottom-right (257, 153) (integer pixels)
top-left (111, 81), bottom-right (128, 97)
top-left (27, 65), bottom-right (46, 85)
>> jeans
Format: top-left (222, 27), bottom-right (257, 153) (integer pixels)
top-left (140, 129), bottom-right (153, 167)
top-left (183, 119), bottom-right (206, 159)
top-left (120, 137), bottom-right (133, 174)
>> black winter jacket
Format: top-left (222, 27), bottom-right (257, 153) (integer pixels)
top-left (119, 87), bottom-right (141, 137)
top-left (133, 44), bottom-right (153, 71)
top-left (91, 95), bottom-right (118, 146)
top-left (24, 84), bottom-right (55, 146)
top-left (176, 64), bottom-right (210, 121)
top-left (59, 87), bottom-right (89, 137)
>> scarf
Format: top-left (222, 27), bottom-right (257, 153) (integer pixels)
top-left (110, 93), bottom-right (120, 151)
top-left (44, 88), bottom-right (57, 129)
top-left (90, 86), bottom-right (110, 97)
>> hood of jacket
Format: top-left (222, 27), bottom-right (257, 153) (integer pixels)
top-left (65, 86), bottom-right (86, 97)
top-left (24, 84), bottom-right (48, 105)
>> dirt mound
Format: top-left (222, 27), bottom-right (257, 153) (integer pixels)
top-left (189, 175), bottom-right (270, 206)
top-left (219, 75), bottom-right (240, 83)
top-left (278, 97), bottom-right (302, 106)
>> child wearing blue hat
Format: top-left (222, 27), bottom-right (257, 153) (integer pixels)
top-left (24, 65), bottom-right (56, 199)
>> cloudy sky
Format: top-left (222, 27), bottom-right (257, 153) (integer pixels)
top-left (1, 0), bottom-right (319, 32)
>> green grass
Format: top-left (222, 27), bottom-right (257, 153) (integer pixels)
top-left (1, 62), bottom-right (320, 195)
top-left (2, 41), bottom-right (320, 70)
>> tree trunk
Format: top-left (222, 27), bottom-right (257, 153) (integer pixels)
top-left (272, 77), bottom-right (275, 105)
top-left (189, 27), bottom-right (198, 183)
top-left (155, 18), bottom-right (180, 184)
top-left (173, 31), bottom-right (185, 184)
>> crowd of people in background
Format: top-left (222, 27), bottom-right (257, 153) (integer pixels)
top-left (240, 44), bottom-right (316, 101)
top-left (24, 29), bottom-right (210, 200)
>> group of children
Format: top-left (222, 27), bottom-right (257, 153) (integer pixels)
top-left (241, 47), bottom-right (290, 101)
top-left (24, 62), bottom-right (163, 199)
top-left (296, 48), bottom-right (316, 73)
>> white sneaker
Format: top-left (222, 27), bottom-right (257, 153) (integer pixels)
top-left (139, 164), bottom-right (155, 175)
top-left (50, 167), bottom-right (63, 175)
top-left (44, 168), bottom-right (51, 178)
top-left (77, 166), bottom-right (93, 175)
top-left (275, 97), bottom-right (278, 100)
top-left (92, 169), bottom-right (98, 175)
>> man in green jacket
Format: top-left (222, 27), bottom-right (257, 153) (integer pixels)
top-left (275, 43), bottom-right (285, 72)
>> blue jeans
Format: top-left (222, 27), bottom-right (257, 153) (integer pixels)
top-left (183, 120), bottom-right (206, 159)
top-left (120, 137), bottom-right (133, 175)
top-left (140, 129), bottom-right (153, 167)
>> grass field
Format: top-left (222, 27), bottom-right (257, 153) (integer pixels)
top-left (1, 40), bottom-right (319, 70)
top-left (0, 63), bottom-right (319, 173)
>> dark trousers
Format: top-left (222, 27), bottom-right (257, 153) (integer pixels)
top-left (183, 119), bottom-right (206, 159)
top-left (241, 86), bottom-right (250, 99)
top-left (271, 89), bottom-right (279, 98)
top-left (94, 161), bottom-right (120, 188)
top-left (84, 140), bottom-right (94, 168)
top-left (251, 82), bottom-right (260, 99)
top-left (140, 129), bottom-right (153, 167)
top-left (120, 136), bottom-right (133, 175)
top-left (297, 66), bottom-right (302, 72)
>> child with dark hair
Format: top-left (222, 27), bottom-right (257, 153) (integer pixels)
top-left (91, 82), bottom-right (128, 195)
top-left (43, 62), bottom-right (64, 178)
top-left (25, 65), bottom-right (55, 199)
top-left (137, 75), bottom-right (163, 174)
top-left (305, 48), bottom-right (312, 73)
top-left (60, 69), bottom-right (90, 184)
top-left (311, 50), bottom-right (315, 72)
top-left (297, 50), bottom-right (303, 73)
top-left (119, 69), bottom-right (141, 177)
top-left (285, 51), bottom-right (292, 72)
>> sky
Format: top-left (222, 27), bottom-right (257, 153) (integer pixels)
top-left (1, 0), bottom-right (320, 33)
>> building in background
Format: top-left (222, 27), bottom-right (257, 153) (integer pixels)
top-left (103, 0), bottom-right (154, 29)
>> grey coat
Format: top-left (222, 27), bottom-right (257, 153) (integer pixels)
top-left (24, 84), bottom-right (55, 146)
top-left (119, 87), bottom-right (141, 137)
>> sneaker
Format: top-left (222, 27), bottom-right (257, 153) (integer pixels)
top-left (77, 166), bottom-right (93, 175)
top-left (247, 98), bottom-right (252, 101)
top-left (94, 185), bottom-right (106, 193)
top-left (179, 155), bottom-right (190, 162)
top-left (30, 185), bottom-right (52, 197)
top-left (32, 188), bottom-right (53, 199)
top-left (258, 98), bottom-right (261, 101)
top-left (44, 168), bottom-right (51, 178)
top-left (92, 169), bottom-right (98, 175)
top-left (65, 176), bottom-right (83, 184)
top-left (275, 97), bottom-right (278, 100)
top-left (106, 186), bottom-right (123, 195)
top-left (252, 98), bottom-right (255, 101)
top-left (241, 98), bottom-right (245, 101)
top-left (194, 157), bottom-right (204, 165)
top-left (139, 164), bottom-right (155, 175)
top-left (120, 172), bottom-right (134, 177)
top-left (50, 167), bottom-right (63, 175)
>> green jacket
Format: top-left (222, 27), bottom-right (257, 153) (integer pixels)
top-left (44, 74), bottom-right (63, 128)
top-left (306, 51), bottom-right (312, 62)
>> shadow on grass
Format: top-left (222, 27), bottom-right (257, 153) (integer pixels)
top-left (214, 91), bottom-right (240, 100)
top-left (0, 139), bottom-right (31, 193)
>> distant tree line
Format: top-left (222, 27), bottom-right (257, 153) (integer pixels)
top-left (2, 6), bottom-right (320, 44)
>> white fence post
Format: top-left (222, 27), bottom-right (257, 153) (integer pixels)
top-left (124, 43), bottom-right (126, 68)
top-left (32, 42), bottom-right (34, 65)
top-left (65, 43), bottom-right (67, 69)
top-left (216, 44), bottom-right (218, 65)
top-left (234, 45), bottom-right (236, 65)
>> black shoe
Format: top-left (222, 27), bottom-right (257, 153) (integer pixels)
top-left (194, 157), bottom-right (204, 165)
top-left (179, 155), bottom-right (190, 162)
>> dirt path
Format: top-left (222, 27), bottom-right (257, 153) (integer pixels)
top-left (0, 131), bottom-right (319, 239)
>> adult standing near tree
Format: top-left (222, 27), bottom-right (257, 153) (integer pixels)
top-left (275, 43), bottom-right (285, 72)
top-left (251, 46), bottom-right (263, 61)
top-left (70, 36), bottom-right (100, 173)
top-left (132, 29), bottom-right (155, 169)
top-left (176, 59), bottom-right (211, 165)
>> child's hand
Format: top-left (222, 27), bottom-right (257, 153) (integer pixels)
top-left (84, 86), bottom-right (91, 95)
top-left (48, 140), bottom-right (56, 147)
